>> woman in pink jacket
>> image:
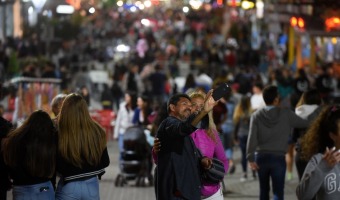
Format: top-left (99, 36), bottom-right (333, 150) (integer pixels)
top-left (189, 91), bottom-right (228, 199)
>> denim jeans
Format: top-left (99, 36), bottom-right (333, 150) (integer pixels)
top-left (12, 181), bottom-right (55, 200)
top-left (118, 134), bottom-right (124, 161)
top-left (55, 177), bottom-right (100, 200)
top-left (238, 135), bottom-right (248, 173)
top-left (255, 153), bottom-right (286, 200)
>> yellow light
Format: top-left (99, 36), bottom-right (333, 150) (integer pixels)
top-left (298, 17), bottom-right (304, 28)
top-left (332, 37), bottom-right (337, 44)
top-left (117, 0), bottom-right (123, 6)
top-left (241, 1), bottom-right (254, 9)
top-left (290, 17), bottom-right (297, 27)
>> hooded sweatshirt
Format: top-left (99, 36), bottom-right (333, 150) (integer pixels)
top-left (247, 106), bottom-right (309, 162)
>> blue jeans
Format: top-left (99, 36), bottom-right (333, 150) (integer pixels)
top-left (238, 135), bottom-right (248, 173)
top-left (255, 153), bottom-right (286, 200)
top-left (55, 177), bottom-right (100, 200)
top-left (118, 134), bottom-right (124, 161)
top-left (13, 181), bottom-right (54, 200)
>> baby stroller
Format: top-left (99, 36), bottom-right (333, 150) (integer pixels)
top-left (114, 126), bottom-right (153, 187)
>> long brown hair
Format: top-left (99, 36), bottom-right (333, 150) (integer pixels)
top-left (301, 105), bottom-right (339, 161)
top-left (2, 110), bottom-right (56, 178)
top-left (233, 96), bottom-right (252, 124)
top-left (58, 93), bottom-right (106, 168)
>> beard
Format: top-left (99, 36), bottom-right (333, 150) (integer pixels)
top-left (179, 109), bottom-right (191, 120)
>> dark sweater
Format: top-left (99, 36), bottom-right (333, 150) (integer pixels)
top-left (247, 107), bottom-right (309, 162)
top-left (56, 148), bottom-right (110, 182)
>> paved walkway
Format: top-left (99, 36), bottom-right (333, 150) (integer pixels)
top-left (102, 141), bottom-right (300, 200)
top-left (6, 141), bottom-right (300, 200)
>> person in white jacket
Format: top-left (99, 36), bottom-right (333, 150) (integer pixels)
top-left (114, 91), bottom-right (137, 159)
top-left (293, 89), bottom-right (323, 180)
top-left (296, 104), bottom-right (340, 200)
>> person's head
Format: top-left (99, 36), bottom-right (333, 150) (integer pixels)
top-left (137, 95), bottom-right (150, 109)
top-left (301, 105), bottom-right (340, 161)
top-left (80, 86), bottom-right (89, 95)
top-left (252, 82), bottom-right (264, 94)
top-left (125, 91), bottom-right (137, 110)
top-left (167, 93), bottom-right (192, 121)
top-left (58, 93), bottom-right (106, 168)
top-left (262, 85), bottom-right (279, 106)
top-left (51, 94), bottom-right (67, 116)
top-left (296, 89), bottom-right (322, 108)
top-left (2, 110), bottom-right (56, 178)
top-left (233, 96), bottom-right (252, 124)
top-left (189, 92), bottom-right (205, 114)
top-left (189, 91), bottom-right (217, 141)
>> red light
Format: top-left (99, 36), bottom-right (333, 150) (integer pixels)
top-left (217, 0), bottom-right (223, 6)
top-left (325, 17), bottom-right (340, 31)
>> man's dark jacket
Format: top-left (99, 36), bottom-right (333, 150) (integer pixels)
top-left (156, 115), bottom-right (201, 200)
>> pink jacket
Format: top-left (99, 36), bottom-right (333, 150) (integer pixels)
top-left (191, 129), bottom-right (229, 197)
top-left (152, 129), bottom-right (228, 197)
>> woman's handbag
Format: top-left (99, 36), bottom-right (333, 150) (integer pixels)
top-left (196, 148), bottom-right (225, 184)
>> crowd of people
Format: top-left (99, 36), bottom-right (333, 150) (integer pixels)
top-left (1, 3), bottom-right (340, 200)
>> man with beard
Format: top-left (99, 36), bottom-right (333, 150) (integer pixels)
top-left (156, 93), bottom-right (217, 200)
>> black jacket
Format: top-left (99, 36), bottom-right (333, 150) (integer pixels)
top-left (0, 117), bottom-right (13, 199)
top-left (156, 115), bottom-right (201, 200)
top-left (57, 148), bottom-right (110, 183)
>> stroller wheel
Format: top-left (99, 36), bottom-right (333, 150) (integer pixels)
top-left (115, 174), bottom-right (123, 187)
top-left (135, 176), bottom-right (141, 187)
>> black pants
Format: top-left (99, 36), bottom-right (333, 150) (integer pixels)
top-left (0, 189), bottom-right (7, 200)
top-left (295, 151), bottom-right (308, 181)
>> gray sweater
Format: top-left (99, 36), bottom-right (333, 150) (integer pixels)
top-left (296, 153), bottom-right (340, 200)
top-left (247, 106), bottom-right (309, 162)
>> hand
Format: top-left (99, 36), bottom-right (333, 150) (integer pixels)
top-left (203, 90), bottom-right (218, 113)
top-left (201, 157), bottom-right (213, 169)
top-left (153, 138), bottom-right (161, 154)
top-left (249, 161), bottom-right (259, 171)
top-left (323, 147), bottom-right (340, 168)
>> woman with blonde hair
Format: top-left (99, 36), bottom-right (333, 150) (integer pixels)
top-left (56, 93), bottom-right (110, 200)
top-left (189, 91), bottom-right (228, 200)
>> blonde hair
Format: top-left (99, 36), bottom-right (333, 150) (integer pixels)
top-left (189, 91), bottom-right (217, 143)
top-left (233, 96), bottom-right (252, 124)
top-left (57, 93), bottom-right (106, 168)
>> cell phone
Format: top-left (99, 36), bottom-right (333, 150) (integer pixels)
top-left (212, 83), bottom-right (231, 101)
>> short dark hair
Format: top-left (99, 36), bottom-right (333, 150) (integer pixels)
top-left (262, 85), bottom-right (278, 105)
top-left (167, 93), bottom-right (191, 113)
top-left (304, 89), bottom-right (322, 105)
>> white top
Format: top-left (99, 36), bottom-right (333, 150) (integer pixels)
top-left (250, 93), bottom-right (265, 110)
top-left (113, 102), bottom-right (134, 139)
